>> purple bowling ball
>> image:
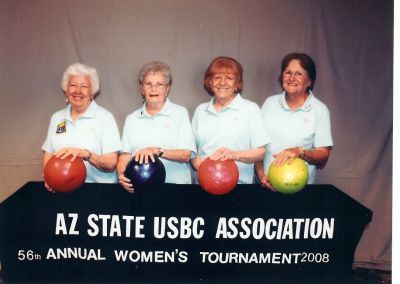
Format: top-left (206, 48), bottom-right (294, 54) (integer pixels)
top-left (124, 157), bottom-right (166, 188)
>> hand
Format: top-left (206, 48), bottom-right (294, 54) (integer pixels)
top-left (118, 172), bottom-right (134, 193)
top-left (191, 156), bottom-right (202, 171)
top-left (54, 147), bottom-right (88, 161)
top-left (258, 173), bottom-right (277, 192)
top-left (134, 147), bottom-right (159, 164)
top-left (43, 180), bottom-right (56, 193)
top-left (210, 147), bottom-right (236, 161)
top-left (42, 173), bottom-right (56, 193)
top-left (272, 147), bottom-right (301, 166)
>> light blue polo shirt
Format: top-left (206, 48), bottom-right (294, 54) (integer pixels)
top-left (121, 99), bottom-right (196, 184)
top-left (260, 91), bottom-right (333, 183)
top-left (192, 94), bottom-right (270, 184)
top-left (42, 101), bottom-right (122, 183)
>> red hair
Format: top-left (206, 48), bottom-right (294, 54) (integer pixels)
top-left (203, 56), bottom-right (243, 96)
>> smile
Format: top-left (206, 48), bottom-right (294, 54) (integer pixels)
top-left (71, 96), bottom-right (86, 100)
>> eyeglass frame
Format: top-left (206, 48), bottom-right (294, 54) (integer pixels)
top-left (282, 71), bottom-right (308, 80)
top-left (141, 82), bottom-right (169, 90)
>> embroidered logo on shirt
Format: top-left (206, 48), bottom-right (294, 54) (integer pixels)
top-left (56, 121), bottom-right (66, 134)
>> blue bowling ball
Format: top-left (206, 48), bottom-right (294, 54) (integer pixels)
top-left (124, 157), bottom-right (166, 188)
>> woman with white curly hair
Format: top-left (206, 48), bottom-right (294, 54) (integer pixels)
top-left (42, 63), bottom-right (121, 191)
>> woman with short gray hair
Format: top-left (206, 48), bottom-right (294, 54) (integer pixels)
top-left (117, 61), bottom-right (196, 193)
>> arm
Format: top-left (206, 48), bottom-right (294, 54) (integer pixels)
top-left (54, 147), bottom-right (117, 172)
top-left (301, 146), bottom-right (331, 169)
top-left (162, 148), bottom-right (192, 163)
top-left (88, 151), bottom-right (118, 172)
top-left (193, 146), bottom-right (266, 172)
top-left (273, 146), bottom-right (331, 169)
top-left (134, 146), bottom-right (192, 164)
top-left (210, 145), bottom-right (266, 164)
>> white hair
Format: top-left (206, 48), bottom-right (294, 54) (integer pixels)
top-left (61, 63), bottom-right (100, 95)
top-left (138, 61), bottom-right (172, 85)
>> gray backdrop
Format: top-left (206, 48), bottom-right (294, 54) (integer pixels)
top-left (0, 0), bottom-right (392, 270)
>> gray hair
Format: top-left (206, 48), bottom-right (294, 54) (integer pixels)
top-left (61, 63), bottom-right (100, 95)
top-left (138, 61), bottom-right (172, 85)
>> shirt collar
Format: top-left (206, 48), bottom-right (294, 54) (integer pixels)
top-left (139, 98), bottom-right (172, 118)
top-left (206, 93), bottom-right (243, 114)
top-left (65, 100), bottom-right (97, 121)
top-left (279, 91), bottom-right (313, 112)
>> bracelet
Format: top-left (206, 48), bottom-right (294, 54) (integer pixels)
top-left (84, 149), bottom-right (92, 161)
top-left (298, 147), bottom-right (305, 159)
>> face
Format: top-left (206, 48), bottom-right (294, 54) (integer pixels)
top-left (282, 60), bottom-right (312, 95)
top-left (140, 73), bottom-right (170, 105)
top-left (66, 75), bottom-right (92, 111)
top-left (209, 70), bottom-right (237, 101)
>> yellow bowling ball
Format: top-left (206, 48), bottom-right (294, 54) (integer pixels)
top-left (268, 158), bottom-right (309, 194)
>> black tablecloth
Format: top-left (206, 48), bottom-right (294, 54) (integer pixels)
top-left (0, 182), bottom-right (372, 283)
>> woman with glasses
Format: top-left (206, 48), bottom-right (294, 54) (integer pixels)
top-left (117, 61), bottom-right (196, 192)
top-left (255, 53), bottom-right (333, 191)
top-left (191, 56), bottom-right (270, 184)
top-left (42, 63), bottom-right (122, 192)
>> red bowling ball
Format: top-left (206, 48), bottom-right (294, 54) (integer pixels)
top-left (44, 155), bottom-right (87, 193)
top-left (198, 158), bottom-right (239, 195)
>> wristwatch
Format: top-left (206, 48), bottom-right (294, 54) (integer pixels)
top-left (298, 147), bottom-right (305, 159)
top-left (84, 149), bottom-right (92, 161)
top-left (158, 147), bottom-right (164, 157)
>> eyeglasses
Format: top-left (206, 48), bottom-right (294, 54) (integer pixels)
top-left (142, 82), bottom-right (169, 90)
top-left (68, 83), bottom-right (90, 89)
top-left (282, 71), bottom-right (307, 80)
